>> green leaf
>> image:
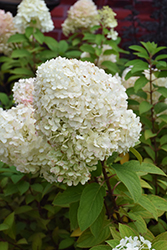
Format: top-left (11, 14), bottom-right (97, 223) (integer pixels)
top-left (11, 49), bottom-right (31, 58)
top-left (128, 213), bottom-right (147, 234)
top-left (139, 101), bottom-right (153, 114)
top-left (90, 245), bottom-right (112, 250)
top-left (83, 33), bottom-right (96, 42)
top-left (44, 36), bottom-right (59, 51)
top-left (138, 195), bottom-right (158, 220)
top-left (72, 38), bottom-right (81, 46)
top-left (158, 114), bottom-right (167, 123)
top-left (140, 162), bottom-right (165, 176)
top-left (91, 161), bottom-right (102, 177)
top-left (147, 195), bottom-right (167, 211)
top-left (78, 183), bottom-right (106, 231)
top-left (10, 68), bottom-right (34, 76)
top-left (90, 206), bottom-right (105, 237)
top-left (129, 148), bottom-right (143, 164)
top-left (156, 86), bottom-right (167, 98)
top-left (0, 242), bottom-right (8, 250)
top-left (34, 29), bottom-right (44, 44)
top-left (144, 146), bottom-right (155, 161)
top-left (10, 174), bottom-right (24, 184)
top-left (69, 202), bottom-right (79, 230)
top-left (38, 50), bottom-right (58, 60)
top-left (0, 223), bottom-right (9, 231)
top-left (110, 227), bottom-right (121, 240)
top-left (80, 44), bottom-right (95, 54)
top-left (160, 135), bottom-right (167, 146)
top-left (155, 54), bottom-right (167, 60)
top-left (77, 223), bottom-right (110, 248)
top-left (59, 238), bottom-right (74, 249)
top-left (152, 240), bottom-right (167, 250)
top-left (134, 76), bottom-right (148, 93)
top-left (31, 183), bottom-right (43, 193)
top-left (112, 164), bottom-right (142, 202)
top-left (154, 102), bottom-right (167, 114)
top-left (0, 93), bottom-right (9, 105)
top-left (153, 231), bottom-right (167, 243)
top-left (53, 185), bottom-right (84, 206)
top-left (58, 40), bottom-right (68, 54)
top-left (17, 181), bottom-right (30, 195)
top-left (144, 130), bottom-right (156, 140)
top-left (101, 61), bottom-right (118, 74)
top-left (119, 223), bottom-right (138, 238)
top-left (15, 205), bottom-right (32, 214)
top-left (8, 33), bottom-right (28, 43)
top-left (65, 50), bottom-right (82, 58)
top-left (161, 144), bottom-right (167, 152)
top-left (95, 34), bottom-right (104, 45)
top-left (17, 238), bottom-right (28, 245)
top-left (25, 26), bottom-right (34, 38)
top-left (4, 212), bottom-right (15, 229)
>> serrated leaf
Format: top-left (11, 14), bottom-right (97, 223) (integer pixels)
top-left (119, 223), bottom-right (138, 238)
top-left (134, 76), bottom-right (148, 92)
top-left (139, 101), bottom-right (153, 114)
top-left (112, 164), bottom-right (142, 202)
top-left (138, 195), bottom-right (158, 220)
top-left (53, 185), bottom-right (84, 206)
top-left (78, 183), bottom-right (106, 231)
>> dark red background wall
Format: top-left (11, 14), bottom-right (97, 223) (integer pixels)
top-left (48, 0), bottom-right (154, 41)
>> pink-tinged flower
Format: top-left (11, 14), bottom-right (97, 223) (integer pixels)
top-left (0, 9), bottom-right (17, 55)
top-left (62, 0), bottom-right (99, 36)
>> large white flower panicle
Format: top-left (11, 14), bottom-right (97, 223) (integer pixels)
top-left (81, 44), bottom-right (117, 69)
top-left (62, 0), bottom-right (99, 36)
top-left (14, 0), bottom-right (54, 33)
top-left (113, 235), bottom-right (155, 250)
top-left (13, 77), bottom-right (35, 105)
top-left (0, 10), bottom-right (18, 55)
top-left (33, 57), bottom-right (141, 185)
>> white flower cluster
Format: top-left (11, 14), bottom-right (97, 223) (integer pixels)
top-left (113, 235), bottom-right (155, 250)
top-left (81, 44), bottom-right (117, 69)
top-left (98, 6), bottom-right (118, 40)
top-left (0, 104), bottom-right (52, 176)
top-left (62, 0), bottom-right (99, 36)
top-left (0, 77), bottom-right (95, 186)
top-left (14, 0), bottom-right (54, 33)
top-left (33, 57), bottom-right (141, 184)
top-left (13, 77), bottom-right (35, 105)
top-left (0, 9), bottom-right (17, 55)
top-left (122, 67), bottom-right (167, 105)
